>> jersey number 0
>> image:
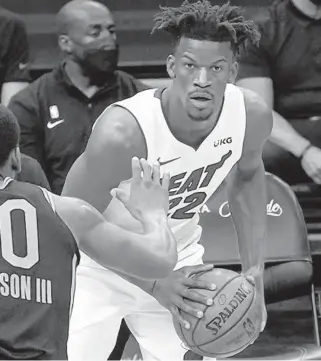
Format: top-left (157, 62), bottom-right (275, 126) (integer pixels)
top-left (0, 199), bottom-right (39, 269)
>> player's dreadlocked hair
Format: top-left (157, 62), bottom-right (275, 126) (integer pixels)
top-left (152, 0), bottom-right (260, 55)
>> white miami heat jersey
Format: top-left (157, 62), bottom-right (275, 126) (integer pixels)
top-left (108, 84), bottom-right (247, 257)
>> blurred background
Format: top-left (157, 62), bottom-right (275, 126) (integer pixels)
top-left (2, 0), bottom-right (270, 78)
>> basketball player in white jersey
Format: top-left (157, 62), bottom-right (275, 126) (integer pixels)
top-left (63, 1), bottom-right (272, 359)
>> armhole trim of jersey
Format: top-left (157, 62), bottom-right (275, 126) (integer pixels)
top-left (0, 177), bottom-right (14, 190)
top-left (69, 254), bottom-right (78, 316)
top-left (238, 87), bottom-right (248, 158)
top-left (39, 187), bottom-right (56, 213)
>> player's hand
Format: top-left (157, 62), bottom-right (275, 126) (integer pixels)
top-left (111, 157), bottom-right (170, 226)
top-left (301, 146), bottom-right (321, 184)
top-left (245, 272), bottom-right (267, 333)
top-left (152, 264), bottom-right (216, 330)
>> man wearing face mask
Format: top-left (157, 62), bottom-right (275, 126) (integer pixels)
top-left (8, 0), bottom-right (148, 195)
top-left (237, 0), bottom-right (321, 186)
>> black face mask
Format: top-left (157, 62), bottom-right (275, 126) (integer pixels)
top-left (74, 40), bottom-right (119, 79)
top-left (82, 46), bottom-right (119, 75)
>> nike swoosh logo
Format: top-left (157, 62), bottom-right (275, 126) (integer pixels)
top-left (157, 157), bottom-right (181, 166)
top-left (47, 120), bottom-right (64, 129)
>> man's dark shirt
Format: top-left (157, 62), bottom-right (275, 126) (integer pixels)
top-left (0, 7), bottom-right (30, 85)
top-left (238, 0), bottom-right (321, 120)
top-left (9, 64), bottom-right (148, 194)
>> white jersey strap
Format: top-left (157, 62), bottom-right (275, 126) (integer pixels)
top-left (38, 187), bottom-right (56, 213)
top-left (0, 177), bottom-right (14, 190)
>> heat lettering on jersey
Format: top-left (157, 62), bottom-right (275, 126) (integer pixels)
top-left (168, 150), bottom-right (232, 219)
top-left (0, 272), bottom-right (52, 304)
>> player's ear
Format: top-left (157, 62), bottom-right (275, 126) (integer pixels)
top-left (11, 146), bottom-right (21, 174)
top-left (228, 61), bottom-right (238, 84)
top-left (167, 55), bottom-right (176, 79)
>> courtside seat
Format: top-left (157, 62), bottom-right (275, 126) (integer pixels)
top-left (200, 173), bottom-right (315, 303)
top-left (200, 172), bottom-right (311, 265)
top-left (200, 172), bottom-right (314, 303)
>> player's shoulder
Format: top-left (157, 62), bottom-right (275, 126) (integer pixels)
top-left (87, 102), bottom-right (146, 158)
top-left (7, 179), bottom-right (45, 201)
top-left (10, 178), bottom-right (36, 192)
top-left (92, 88), bottom-right (156, 137)
top-left (240, 87), bottom-right (273, 146)
top-left (93, 104), bottom-right (140, 142)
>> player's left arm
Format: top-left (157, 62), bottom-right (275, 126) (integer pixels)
top-left (226, 89), bottom-right (272, 306)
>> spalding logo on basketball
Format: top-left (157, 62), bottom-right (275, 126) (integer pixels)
top-left (174, 268), bottom-right (261, 358)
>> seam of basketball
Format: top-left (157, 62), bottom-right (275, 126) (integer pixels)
top-left (198, 326), bottom-right (255, 357)
top-left (200, 340), bottom-right (250, 357)
top-left (194, 276), bottom-right (256, 348)
top-left (190, 273), bottom-right (243, 346)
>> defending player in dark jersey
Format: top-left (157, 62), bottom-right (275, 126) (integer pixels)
top-left (0, 105), bottom-right (176, 360)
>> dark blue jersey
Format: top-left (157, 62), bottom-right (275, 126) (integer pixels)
top-left (0, 178), bottom-right (80, 359)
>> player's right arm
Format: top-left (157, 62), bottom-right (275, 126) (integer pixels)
top-left (62, 106), bottom-right (147, 212)
top-left (54, 158), bottom-right (177, 279)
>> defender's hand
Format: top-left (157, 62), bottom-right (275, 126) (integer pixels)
top-left (152, 264), bottom-right (216, 329)
top-left (111, 157), bottom-right (170, 225)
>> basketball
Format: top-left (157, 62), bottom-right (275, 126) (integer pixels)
top-left (174, 268), bottom-right (261, 359)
